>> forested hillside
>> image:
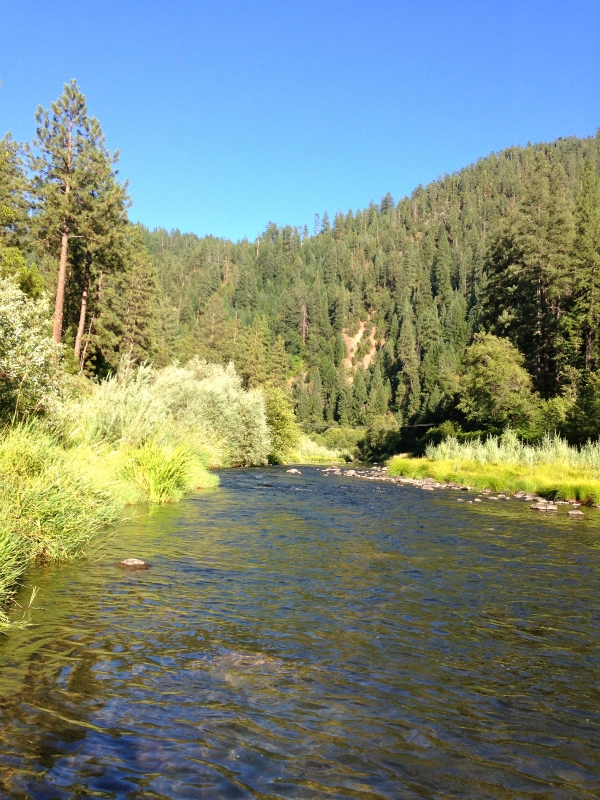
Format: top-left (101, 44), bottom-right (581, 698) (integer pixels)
top-left (2, 80), bottom-right (600, 440)
top-left (140, 131), bottom-right (600, 435)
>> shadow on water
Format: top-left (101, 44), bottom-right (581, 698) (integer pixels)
top-left (0, 467), bottom-right (599, 798)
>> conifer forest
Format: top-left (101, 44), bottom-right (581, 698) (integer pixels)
top-left (2, 81), bottom-right (600, 449)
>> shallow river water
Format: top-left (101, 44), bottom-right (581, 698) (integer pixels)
top-left (0, 467), bottom-right (599, 799)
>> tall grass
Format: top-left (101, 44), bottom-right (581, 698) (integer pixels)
top-left (120, 441), bottom-right (218, 504)
top-left (0, 359), bottom-right (279, 626)
top-left (426, 429), bottom-right (600, 470)
top-left (388, 429), bottom-right (600, 504)
top-left (0, 424), bottom-right (121, 626)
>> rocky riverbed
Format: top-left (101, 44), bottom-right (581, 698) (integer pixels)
top-left (319, 465), bottom-right (590, 513)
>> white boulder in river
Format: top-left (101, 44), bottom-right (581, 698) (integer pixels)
top-left (286, 468), bottom-right (302, 474)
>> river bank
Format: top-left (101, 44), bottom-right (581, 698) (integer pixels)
top-left (378, 431), bottom-right (600, 507)
top-left (320, 463), bottom-right (596, 513)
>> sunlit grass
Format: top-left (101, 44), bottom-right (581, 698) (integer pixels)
top-left (388, 430), bottom-right (600, 504)
top-left (120, 440), bottom-right (218, 504)
top-left (0, 423), bottom-right (220, 628)
top-left (288, 434), bottom-right (348, 464)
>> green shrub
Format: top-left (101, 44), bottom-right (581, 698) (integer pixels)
top-left (0, 278), bottom-right (60, 421)
top-left (61, 358), bottom-right (270, 466)
top-left (265, 386), bottom-right (301, 463)
top-left (120, 441), bottom-right (217, 504)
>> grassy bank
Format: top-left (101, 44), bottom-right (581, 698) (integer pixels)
top-left (387, 430), bottom-right (600, 504)
top-left (0, 423), bottom-right (219, 626)
top-left (0, 359), bottom-right (279, 627)
top-left (288, 434), bottom-right (350, 464)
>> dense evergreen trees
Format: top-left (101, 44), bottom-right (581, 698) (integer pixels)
top-left (3, 80), bottom-right (600, 440)
top-left (133, 130), bottom-right (600, 438)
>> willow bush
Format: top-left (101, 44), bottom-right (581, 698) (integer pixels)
top-left (65, 358), bottom-right (270, 467)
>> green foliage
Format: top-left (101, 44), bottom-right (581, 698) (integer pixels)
top-left (264, 386), bottom-right (300, 463)
top-left (388, 428), bottom-right (600, 503)
top-left (311, 426), bottom-right (363, 456)
top-left (482, 154), bottom-right (575, 394)
top-left (563, 370), bottom-right (600, 444)
top-left (571, 162), bottom-right (600, 370)
top-left (458, 334), bottom-right (537, 430)
top-left (89, 226), bottom-right (160, 372)
top-left (0, 278), bottom-right (60, 420)
top-left (0, 423), bottom-right (121, 625)
top-left (289, 434), bottom-right (347, 463)
top-left (28, 80), bottom-right (130, 358)
top-left (5, 86), bottom-right (600, 444)
top-left (63, 358), bottom-right (271, 466)
top-left (120, 441), bottom-right (217, 504)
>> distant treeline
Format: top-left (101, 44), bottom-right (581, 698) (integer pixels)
top-left (2, 80), bottom-right (600, 440)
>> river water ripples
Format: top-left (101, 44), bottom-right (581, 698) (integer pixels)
top-left (0, 467), bottom-right (599, 798)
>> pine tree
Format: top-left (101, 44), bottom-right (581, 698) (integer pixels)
top-left (483, 154), bottom-right (574, 393)
top-left (0, 135), bottom-right (43, 297)
top-left (571, 162), bottom-right (600, 370)
top-left (87, 227), bottom-right (159, 372)
top-left (397, 305), bottom-right (421, 417)
top-left (309, 370), bottom-right (324, 423)
top-left (351, 367), bottom-right (368, 423)
top-left (364, 363), bottom-right (388, 422)
top-left (294, 376), bottom-right (310, 422)
top-left (268, 335), bottom-right (289, 387)
top-left (433, 226), bottom-right (453, 304)
top-left (0, 134), bottom-right (28, 246)
top-left (240, 315), bottom-right (269, 388)
top-left (29, 81), bottom-right (127, 345)
top-left (335, 367), bottom-right (352, 424)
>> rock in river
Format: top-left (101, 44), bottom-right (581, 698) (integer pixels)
top-left (118, 558), bottom-right (149, 570)
top-left (530, 502), bottom-right (558, 512)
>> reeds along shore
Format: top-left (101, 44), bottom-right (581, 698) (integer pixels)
top-left (0, 423), bottom-right (221, 627)
top-left (387, 430), bottom-right (600, 504)
top-left (0, 359), bottom-right (276, 627)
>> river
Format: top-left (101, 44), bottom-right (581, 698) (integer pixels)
top-left (0, 466), bottom-right (599, 798)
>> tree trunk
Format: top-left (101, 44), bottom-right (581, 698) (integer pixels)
top-left (53, 224), bottom-right (69, 343)
top-left (74, 256), bottom-right (90, 362)
top-left (80, 270), bottom-right (103, 370)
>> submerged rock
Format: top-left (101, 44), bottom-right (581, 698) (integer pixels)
top-left (530, 502), bottom-right (558, 512)
top-left (118, 558), bottom-right (149, 570)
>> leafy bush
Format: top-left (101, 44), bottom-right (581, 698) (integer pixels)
top-left (313, 426), bottom-right (364, 455)
top-left (458, 334), bottom-right (537, 430)
top-left (264, 386), bottom-right (300, 463)
top-left (0, 278), bottom-right (60, 421)
top-left (289, 434), bottom-right (347, 463)
top-left (63, 358), bottom-right (270, 466)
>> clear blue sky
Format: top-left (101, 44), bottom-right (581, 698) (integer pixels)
top-left (1, 0), bottom-right (599, 242)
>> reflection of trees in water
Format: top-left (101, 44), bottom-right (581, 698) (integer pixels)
top-left (0, 645), bottom-right (104, 794)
